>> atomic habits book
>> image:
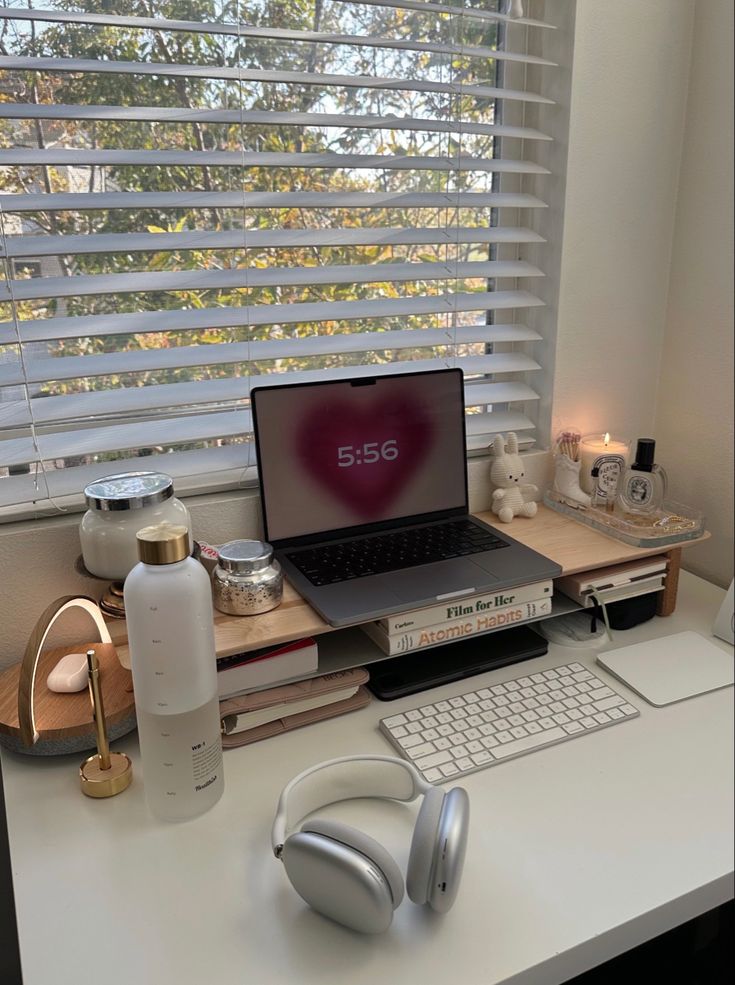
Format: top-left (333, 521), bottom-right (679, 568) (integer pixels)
top-left (363, 597), bottom-right (553, 655)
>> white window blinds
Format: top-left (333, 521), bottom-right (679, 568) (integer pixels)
top-left (0, 0), bottom-right (557, 511)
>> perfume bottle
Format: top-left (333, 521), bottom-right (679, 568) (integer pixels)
top-left (616, 438), bottom-right (667, 515)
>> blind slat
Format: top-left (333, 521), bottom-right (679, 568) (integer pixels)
top-left (1, 341), bottom-right (542, 388)
top-left (0, 260), bottom-right (545, 304)
top-left (0, 4), bottom-right (554, 35)
top-left (0, 292), bottom-right (545, 346)
top-left (0, 104), bottom-right (552, 142)
top-left (0, 0), bottom-right (554, 35)
top-left (0, 56), bottom-right (554, 105)
top-left (0, 291), bottom-right (544, 343)
top-left (0, 148), bottom-right (549, 175)
top-left (3, 228), bottom-right (545, 258)
top-left (0, 191), bottom-right (548, 214)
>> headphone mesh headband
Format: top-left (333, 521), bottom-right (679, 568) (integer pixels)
top-left (272, 756), bottom-right (427, 853)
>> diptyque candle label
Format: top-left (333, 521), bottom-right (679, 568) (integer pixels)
top-left (593, 454), bottom-right (625, 501)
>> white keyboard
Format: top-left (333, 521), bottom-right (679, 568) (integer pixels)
top-left (379, 662), bottom-right (639, 783)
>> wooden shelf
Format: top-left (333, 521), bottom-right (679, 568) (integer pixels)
top-left (107, 504), bottom-right (709, 666)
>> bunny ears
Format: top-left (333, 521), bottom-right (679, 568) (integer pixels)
top-left (491, 433), bottom-right (519, 457)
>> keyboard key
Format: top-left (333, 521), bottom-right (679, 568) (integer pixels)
top-left (563, 722), bottom-right (584, 734)
top-left (391, 725), bottom-right (408, 738)
top-left (481, 736), bottom-right (498, 749)
top-left (440, 763), bottom-right (460, 777)
top-left (465, 740), bottom-right (483, 754)
top-left (594, 695), bottom-right (625, 712)
top-left (492, 726), bottom-right (567, 759)
top-left (580, 716), bottom-right (597, 729)
top-left (423, 768), bottom-right (442, 783)
top-left (496, 731), bottom-right (513, 744)
top-left (383, 714), bottom-right (407, 728)
top-left (621, 704), bottom-right (638, 716)
top-left (422, 728), bottom-right (439, 741)
top-left (406, 709), bottom-right (423, 722)
top-left (406, 722), bottom-right (423, 734)
top-left (456, 757), bottom-right (473, 772)
top-left (510, 726), bottom-right (529, 739)
top-left (435, 737), bottom-right (451, 750)
top-left (594, 712), bottom-right (612, 725)
top-left (407, 742), bottom-right (437, 759)
top-left (589, 686), bottom-right (614, 702)
top-left (472, 751), bottom-right (494, 766)
top-left (415, 750), bottom-right (452, 771)
top-left (398, 733), bottom-right (424, 749)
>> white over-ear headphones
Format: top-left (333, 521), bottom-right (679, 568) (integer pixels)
top-left (272, 755), bottom-right (470, 933)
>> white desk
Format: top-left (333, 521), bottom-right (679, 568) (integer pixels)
top-left (2, 571), bottom-right (733, 985)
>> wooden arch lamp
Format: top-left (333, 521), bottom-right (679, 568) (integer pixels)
top-left (0, 595), bottom-right (137, 757)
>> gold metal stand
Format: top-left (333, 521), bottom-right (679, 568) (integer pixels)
top-left (79, 649), bottom-right (132, 798)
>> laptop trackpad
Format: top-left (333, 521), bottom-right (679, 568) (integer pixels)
top-left (389, 559), bottom-right (497, 602)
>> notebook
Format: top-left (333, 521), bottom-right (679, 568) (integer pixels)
top-left (251, 368), bottom-right (560, 627)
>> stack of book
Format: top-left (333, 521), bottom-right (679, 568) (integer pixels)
top-left (216, 638), bottom-right (371, 747)
top-left (361, 579), bottom-right (554, 655)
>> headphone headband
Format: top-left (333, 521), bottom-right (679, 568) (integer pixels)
top-left (272, 755), bottom-right (430, 856)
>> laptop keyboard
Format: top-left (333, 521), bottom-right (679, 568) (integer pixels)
top-left (285, 519), bottom-right (509, 586)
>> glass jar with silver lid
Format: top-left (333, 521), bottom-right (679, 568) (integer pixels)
top-left (80, 472), bottom-right (192, 580)
top-left (212, 540), bottom-right (283, 616)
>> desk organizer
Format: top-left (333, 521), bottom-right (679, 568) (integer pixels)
top-left (543, 489), bottom-right (704, 548)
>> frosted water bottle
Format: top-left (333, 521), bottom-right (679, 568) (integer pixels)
top-left (124, 522), bottom-right (224, 820)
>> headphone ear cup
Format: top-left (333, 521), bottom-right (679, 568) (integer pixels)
top-left (302, 818), bottom-right (405, 907)
top-left (425, 787), bottom-right (470, 914)
top-left (406, 787), bottom-right (446, 905)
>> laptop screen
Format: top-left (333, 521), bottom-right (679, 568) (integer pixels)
top-left (252, 369), bottom-right (468, 543)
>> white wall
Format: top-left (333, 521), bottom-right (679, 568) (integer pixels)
top-left (550, 0), bottom-right (696, 441)
top-left (653, 0), bottom-right (734, 588)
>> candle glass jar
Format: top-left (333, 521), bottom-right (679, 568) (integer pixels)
top-left (212, 540), bottom-right (283, 616)
top-left (80, 472), bottom-right (192, 581)
top-left (579, 434), bottom-right (631, 506)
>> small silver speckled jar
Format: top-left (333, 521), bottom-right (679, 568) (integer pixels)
top-left (212, 540), bottom-right (283, 616)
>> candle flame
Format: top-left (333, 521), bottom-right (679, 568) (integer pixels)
top-left (604, 432), bottom-right (610, 446)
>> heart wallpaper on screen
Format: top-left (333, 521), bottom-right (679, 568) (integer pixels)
top-left (254, 373), bottom-right (467, 542)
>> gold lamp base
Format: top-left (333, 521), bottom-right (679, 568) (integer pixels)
top-left (80, 751), bottom-right (133, 798)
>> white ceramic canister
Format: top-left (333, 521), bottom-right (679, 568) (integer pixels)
top-left (80, 472), bottom-right (192, 580)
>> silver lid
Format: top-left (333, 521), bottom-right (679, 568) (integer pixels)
top-left (84, 472), bottom-right (175, 512)
top-left (217, 539), bottom-right (274, 574)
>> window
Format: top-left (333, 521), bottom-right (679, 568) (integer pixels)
top-left (0, 0), bottom-right (559, 513)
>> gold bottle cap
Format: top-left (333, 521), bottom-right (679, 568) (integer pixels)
top-left (136, 522), bottom-right (189, 565)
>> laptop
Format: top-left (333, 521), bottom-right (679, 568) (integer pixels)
top-left (251, 368), bottom-right (560, 627)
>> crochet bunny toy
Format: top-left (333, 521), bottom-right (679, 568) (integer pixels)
top-left (490, 432), bottom-right (538, 523)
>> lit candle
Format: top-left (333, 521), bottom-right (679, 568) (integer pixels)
top-left (579, 433), bottom-right (630, 498)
